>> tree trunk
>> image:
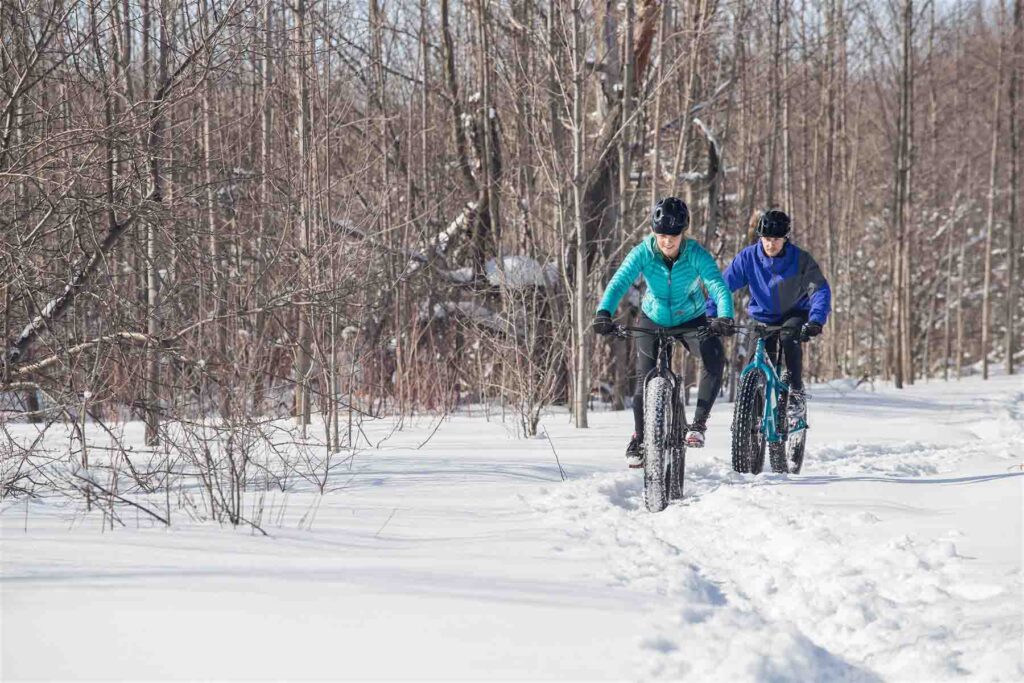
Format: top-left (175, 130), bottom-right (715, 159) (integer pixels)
top-left (650, 1), bottom-right (668, 205)
top-left (943, 202), bottom-right (955, 381)
top-left (766, 0), bottom-right (782, 206)
top-left (956, 220), bottom-right (967, 380)
top-left (476, 0), bottom-right (500, 253)
top-left (253, 1), bottom-right (273, 415)
top-left (294, 0), bottom-right (313, 429)
top-left (572, 0), bottom-right (588, 428)
top-left (893, 0), bottom-right (914, 388)
top-left (1006, 0), bottom-right (1021, 375)
top-left (143, 0), bottom-right (166, 444)
top-left (982, 16), bottom-right (1005, 380)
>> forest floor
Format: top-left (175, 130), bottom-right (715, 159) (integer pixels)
top-left (2, 374), bottom-right (1022, 681)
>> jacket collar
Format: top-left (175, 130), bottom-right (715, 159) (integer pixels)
top-left (758, 241), bottom-right (789, 264)
top-left (647, 234), bottom-right (688, 266)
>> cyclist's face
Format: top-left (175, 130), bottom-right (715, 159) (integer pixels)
top-left (655, 232), bottom-right (683, 258)
top-left (760, 236), bottom-right (785, 257)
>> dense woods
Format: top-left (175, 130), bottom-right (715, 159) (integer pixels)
top-left (1, 0), bottom-right (1020, 448)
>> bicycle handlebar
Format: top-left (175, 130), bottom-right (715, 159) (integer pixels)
top-left (613, 324), bottom-right (716, 340)
top-left (607, 321), bottom-right (816, 343)
top-left (729, 322), bottom-right (813, 343)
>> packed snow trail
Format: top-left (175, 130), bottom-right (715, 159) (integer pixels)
top-left (531, 375), bottom-right (1023, 680)
top-left (2, 375), bottom-right (1021, 680)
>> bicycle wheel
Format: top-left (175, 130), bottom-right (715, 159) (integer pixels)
top-left (667, 408), bottom-right (686, 501)
top-left (787, 429), bottom-right (807, 474)
top-left (731, 370), bottom-right (767, 474)
top-left (782, 389), bottom-right (806, 475)
top-left (787, 399), bottom-right (807, 474)
top-left (769, 391), bottom-right (789, 473)
top-left (642, 376), bottom-right (672, 512)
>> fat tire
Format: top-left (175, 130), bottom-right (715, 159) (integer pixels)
top-left (667, 418), bottom-right (686, 501)
top-left (732, 370), bottom-right (767, 474)
top-left (769, 391), bottom-right (789, 473)
top-left (643, 377), bottom-right (671, 512)
top-left (667, 438), bottom-right (684, 501)
top-left (788, 429), bottom-right (807, 474)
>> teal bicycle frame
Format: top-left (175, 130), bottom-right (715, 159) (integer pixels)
top-left (738, 327), bottom-right (807, 443)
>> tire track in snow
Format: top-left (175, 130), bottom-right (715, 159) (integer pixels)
top-left (532, 468), bottom-right (875, 681)
top-left (530, 436), bottom-right (1021, 680)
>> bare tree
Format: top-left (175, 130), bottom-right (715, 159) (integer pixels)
top-left (1007, 0), bottom-right (1021, 375)
top-left (982, 7), bottom-right (1006, 380)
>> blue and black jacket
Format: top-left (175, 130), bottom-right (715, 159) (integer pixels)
top-left (706, 242), bottom-right (831, 325)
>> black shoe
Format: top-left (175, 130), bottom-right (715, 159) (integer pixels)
top-left (625, 433), bottom-right (643, 468)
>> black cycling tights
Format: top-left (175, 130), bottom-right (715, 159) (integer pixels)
top-left (762, 312), bottom-right (809, 391)
top-left (632, 312), bottom-right (725, 436)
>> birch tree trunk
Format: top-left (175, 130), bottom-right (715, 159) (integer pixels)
top-left (143, 0), bottom-right (166, 444)
top-left (572, 0), bottom-right (589, 428)
top-left (956, 218), bottom-right (967, 380)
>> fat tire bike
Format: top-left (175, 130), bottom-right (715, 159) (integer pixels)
top-left (730, 323), bottom-right (811, 475)
top-left (614, 324), bottom-right (719, 512)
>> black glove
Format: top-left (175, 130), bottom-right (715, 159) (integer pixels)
top-left (708, 317), bottom-right (736, 337)
top-left (592, 310), bottom-right (615, 336)
top-left (800, 321), bottom-right (823, 342)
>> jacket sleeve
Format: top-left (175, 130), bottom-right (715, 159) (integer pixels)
top-left (691, 242), bottom-right (734, 319)
top-left (801, 252), bottom-right (832, 324)
top-left (597, 244), bottom-right (645, 314)
top-left (705, 252), bottom-right (748, 317)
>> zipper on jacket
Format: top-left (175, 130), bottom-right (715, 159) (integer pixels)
top-left (667, 263), bottom-right (672, 321)
top-left (768, 249), bottom-right (784, 317)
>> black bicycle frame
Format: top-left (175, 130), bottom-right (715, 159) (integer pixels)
top-left (617, 324), bottom-right (711, 434)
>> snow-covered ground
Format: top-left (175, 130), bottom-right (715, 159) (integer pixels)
top-left (2, 374), bottom-right (1022, 681)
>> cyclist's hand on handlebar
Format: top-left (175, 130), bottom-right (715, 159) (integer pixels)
top-left (592, 310), bottom-right (615, 336)
top-left (708, 317), bottom-right (736, 337)
top-left (800, 321), bottom-right (823, 342)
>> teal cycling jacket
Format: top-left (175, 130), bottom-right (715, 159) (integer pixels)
top-left (597, 235), bottom-right (734, 326)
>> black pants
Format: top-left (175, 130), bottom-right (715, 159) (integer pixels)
top-left (632, 312), bottom-right (725, 436)
top-left (761, 312), bottom-right (808, 391)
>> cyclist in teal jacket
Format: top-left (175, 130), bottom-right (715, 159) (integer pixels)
top-left (593, 197), bottom-right (734, 466)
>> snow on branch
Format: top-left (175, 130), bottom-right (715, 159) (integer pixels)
top-left (8, 332), bottom-right (190, 380)
top-left (398, 201), bottom-right (478, 282)
top-left (485, 256), bottom-right (555, 288)
top-left (5, 2), bottom-right (245, 365)
top-left (7, 190), bottom-right (156, 363)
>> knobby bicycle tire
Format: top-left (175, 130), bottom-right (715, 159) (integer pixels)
top-left (643, 376), bottom-right (672, 512)
top-left (732, 370), bottom-right (767, 474)
top-left (769, 391), bottom-right (789, 473)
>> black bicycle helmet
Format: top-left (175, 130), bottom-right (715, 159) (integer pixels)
top-left (756, 209), bottom-right (791, 238)
top-left (652, 197), bottom-right (689, 235)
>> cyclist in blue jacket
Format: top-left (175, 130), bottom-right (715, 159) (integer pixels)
top-left (707, 209), bottom-right (832, 412)
top-left (593, 197), bottom-right (735, 465)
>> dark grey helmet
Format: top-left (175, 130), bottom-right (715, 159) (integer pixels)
top-left (756, 209), bottom-right (791, 238)
top-left (652, 197), bottom-right (689, 235)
